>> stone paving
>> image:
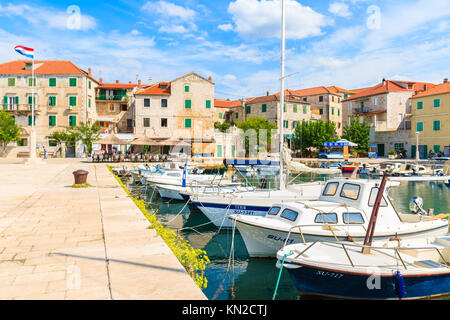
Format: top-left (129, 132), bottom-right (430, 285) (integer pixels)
top-left (0, 159), bottom-right (206, 300)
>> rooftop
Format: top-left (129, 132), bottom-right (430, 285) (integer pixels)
top-left (412, 80), bottom-right (450, 98)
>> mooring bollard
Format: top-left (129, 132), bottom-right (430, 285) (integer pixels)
top-left (73, 170), bottom-right (89, 185)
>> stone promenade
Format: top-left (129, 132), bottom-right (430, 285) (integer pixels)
top-left (0, 159), bottom-right (206, 300)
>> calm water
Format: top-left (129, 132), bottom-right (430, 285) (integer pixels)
top-left (125, 174), bottom-right (450, 300)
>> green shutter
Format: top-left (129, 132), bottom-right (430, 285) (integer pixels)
top-left (206, 100), bottom-right (211, 109)
top-left (70, 78), bottom-right (77, 87)
top-left (235, 112), bottom-right (239, 119)
top-left (417, 101), bottom-right (423, 110)
top-left (49, 115), bottom-right (56, 127)
top-left (89, 81), bottom-right (91, 89)
top-left (283, 104), bottom-right (287, 113)
top-left (28, 116), bottom-right (36, 126)
top-left (185, 100), bottom-right (191, 109)
top-left (219, 112), bottom-right (223, 119)
top-left (28, 78), bottom-right (36, 87)
top-left (185, 118), bottom-right (192, 128)
top-left (49, 78), bottom-right (56, 87)
top-left (15, 96), bottom-right (19, 105)
top-left (88, 98), bottom-right (91, 108)
top-left (217, 145), bottom-right (222, 158)
top-left (49, 96), bottom-right (56, 106)
top-left (433, 120), bottom-right (441, 131)
top-left (3, 96), bottom-right (7, 110)
top-left (69, 96), bottom-right (77, 106)
top-left (338, 109), bottom-right (340, 116)
top-left (262, 104), bottom-right (267, 113)
top-left (293, 104), bottom-right (297, 113)
top-left (69, 115), bottom-right (76, 127)
top-left (332, 108), bottom-right (335, 115)
top-left (417, 122), bottom-right (423, 132)
top-left (434, 145), bottom-right (441, 153)
top-left (246, 106), bottom-right (251, 114)
top-left (303, 105), bottom-right (307, 114)
top-left (8, 78), bottom-right (15, 86)
top-left (434, 99), bottom-right (440, 108)
top-left (185, 85), bottom-right (189, 92)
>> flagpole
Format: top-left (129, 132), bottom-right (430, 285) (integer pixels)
top-left (29, 52), bottom-right (37, 162)
top-left (279, 0), bottom-right (286, 191)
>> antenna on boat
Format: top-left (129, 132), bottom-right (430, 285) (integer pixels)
top-left (279, 0), bottom-right (287, 191)
top-left (361, 172), bottom-right (389, 254)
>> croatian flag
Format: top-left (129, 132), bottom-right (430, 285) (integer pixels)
top-left (14, 45), bottom-right (35, 59)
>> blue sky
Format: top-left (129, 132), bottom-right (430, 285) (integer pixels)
top-left (0, 0), bottom-right (449, 99)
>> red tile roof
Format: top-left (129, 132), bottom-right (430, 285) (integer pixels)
top-left (99, 83), bottom-right (139, 89)
top-left (135, 82), bottom-right (171, 96)
top-left (214, 99), bottom-right (244, 108)
top-left (0, 60), bottom-right (87, 76)
top-left (289, 86), bottom-right (355, 97)
top-left (247, 91), bottom-right (305, 104)
top-left (343, 80), bottom-right (435, 102)
top-left (412, 82), bottom-right (450, 98)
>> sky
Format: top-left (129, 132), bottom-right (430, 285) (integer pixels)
top-left (0, 0), bottom-right (449, 99)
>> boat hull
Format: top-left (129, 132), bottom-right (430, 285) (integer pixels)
top-left (235, 219), bottom-right (449, 258)
top-left (285, 263), bottom-right (450, 300)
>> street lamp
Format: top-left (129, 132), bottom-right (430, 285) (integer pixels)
top-left (415, 132), bottom-right (420, 161)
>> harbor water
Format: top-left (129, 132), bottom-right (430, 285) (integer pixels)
top-left (125, 174), bottom-right (450, 300)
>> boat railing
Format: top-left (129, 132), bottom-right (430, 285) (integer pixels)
top-left (287, 239), bottom-right (449, 270)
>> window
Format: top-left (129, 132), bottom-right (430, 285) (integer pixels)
top-left (160, 99), bottom-right (167, 108)
top-left (17, 138), bottom-right (28, 147)
top-left (292, 121), bottom-right (297, 128)
top-left (88, 98), bottom-right (91, 108)
top-left (319, 96), bottom-right (324, 102)
top-left (373, 97), bottom-right (378, 105)
top-left (161, 118), bottom-right (168, 127)
top-left (293, 104), bottom-right (297, 113)
top-left (343, 213), bottom-right (364, 224)
top-left (262, 104), bottom-right (267, 113)
top-left (433, 99), bottom-right (441, 108)
top-left (185, 100), bottom-right (191, 109)
top-left (69, 96), bottom-right (77, 107)
top-left (417, 101), bottom-right (423, 110)
top-left (434, 145), bottom-right (440, 153)
top-left (49, 139), bottom-right (58, 147)
top-left (28, 116), bottom-right (36, 126)
top-left (69, 115), bottom-right (76, 127)
top-left (8, 78), bottom-right (15, 87)
top-left (28, 78), bottom-right (36, 87)
top-left (280, 209), bottom-right (298, 222)
top-left (338, 109), bottom-right (340, 116)
top-left (69, 78), bottom-right (77, 87)
top-left (49, 78), bottom-right (56, 87)
top-left (416, 122), bottom-right (423, 132)
top-left (283, 104), bottom-right (287, 113)
top-left (185, 85), bottom-right (190, 93)
top-left (185, 118), bottom-right (192, 128)
top-left (332, 108), bottom-right (335, 115)
top-left (319, 109), bottom-right (323, 115)
top-left (144, 98), bottom-right (150, 107)
top-left (268, 207), bottom-right (281, 216)
top-left (235, 112), bottom-right (239, 119)
top-left (284, 120), bottom-right (289, 129)
top-left (206, 100), bottom-right (211, 109)
top-left (433, 120), bottom-right (441, 131)
top-left (314, 213), bottom-right (338, 224)
top-left (394, 143), bottom-right (404, 151)
top-left (28, 96), bottom-right (36, 106)
top-left (219, 112), bottom-right (223, 119)
top-left (303, 105), bottom-right (307, 114)
top-left (121, 104), bottom-right (128, 111)
top-left (143, 118), bottom-right (150, 127)
top-left (323, 182), bottom-right (339, 196)
top-left (340, 183), bottom-right (361, 200)
top-left (109, 104), bottom-right (115, 112)
top-left (88, 81), bottom-right (91, 89)
top-left (49, 115), bottom-right (56, 127)
top-left (368, 187), bottom-right (388, 207)
top-left (246, 106), bottom-right (251, 114)
top-left (303, 97), bottom-right (307, 102)
top-left (217, 145), bottom-right (222, 158)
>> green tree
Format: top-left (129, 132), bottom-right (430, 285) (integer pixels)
top-left (236, 117), bottom-right (277, 156)
top-left (49, 130), bottom-right (72, 157)
top-left (214, 121), bottom-right (233, 133)
top-left (342, 116), bottom-right (371, 153)
top-left (0, 111), bottom-right (21, 157)
top-left (69, 121), bottom-right (101, 155)
top-left (293, 120), bottom-right (337, 157)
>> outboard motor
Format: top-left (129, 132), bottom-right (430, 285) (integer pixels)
top-left (409, 197), bottom-right (426, 215)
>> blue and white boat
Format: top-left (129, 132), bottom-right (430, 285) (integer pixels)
top-left (276, 236), bottom-right (450, 300)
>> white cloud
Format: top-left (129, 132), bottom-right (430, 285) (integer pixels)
top-left (142, 1), bottom-right (197, 34)
top-left (218, 24), bottom-right (233, 32)
top-left (0, 3), bottom-right (96, 31)
top-left (328, 2), bottom-right (352, 18)
top-left (227, 0), bottom-right (328, 40)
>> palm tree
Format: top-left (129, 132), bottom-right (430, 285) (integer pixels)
top-left (70, 121), bottom-right (101, 155)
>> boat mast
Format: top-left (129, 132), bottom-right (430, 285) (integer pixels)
top-left (279, 0), bottom-right (286, 191)
top-left (361, 173), bottom-right (389, 254)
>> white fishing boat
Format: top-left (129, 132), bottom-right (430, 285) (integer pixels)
top-left (142, 169), bottom-right (223, 186)
top-left (230, 178), bottom-right (450, 257)
top-left (190, 182), bottom-right (324, 229)
top-left (155, 183), bottom-right (255, 201)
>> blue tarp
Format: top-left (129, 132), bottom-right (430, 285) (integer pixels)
top-left (223, 159), bottom-right (280, 166)
top-left (324, 142), bottom-right (351, 147)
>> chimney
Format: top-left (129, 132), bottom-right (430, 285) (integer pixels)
top-left (129, 81), bottom-right (132, 84)
top-left (138, 80), bottom-right (141, 85)
top-left (444, 78), bottom-right (448, 84)
top-left (148, 77), bottom-right (152, 85)
top-left (115, 80), bottom-right (119, 84)
top-left (267, 90), bottom-right (270, 96)
top-left (99, 77), bottom-right (103, 84)
top-left (382, 78), bottom-right (386, 86)
top-left (88, 68), bottom-right (92, 77)
top-left (208, 76), bottom-right (212, 82)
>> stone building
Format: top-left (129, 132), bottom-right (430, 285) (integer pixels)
top-left (213, 99), bottom-right (244, 124)
top-left (134, 72), bottom-right (216, 157)
top-left (410, 79), bottom-right (450, 158)
top-left (0, 60), bottom-right (98, 157)
top-left (342, 79), bottom-right (434, 157)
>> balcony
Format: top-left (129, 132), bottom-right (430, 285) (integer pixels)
top-left (2, 104), bottom-right (41, 114)
top-left (96, 95), bottom-right (129, 102)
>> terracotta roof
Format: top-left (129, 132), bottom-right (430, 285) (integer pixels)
top-left (247, 91), bottom-right (306, 104)
top-left (214, 99), bottom-right (244, 108)
top-left (0, 60), bottom-right (86, 76)
top-left (289, 86), bottom-right (354, 97)
top-left (99, 83), bottom-right (139, 89)
top-left (135, 82), bottom-right (171, 96)
top-left (412, 82), bottom-right (450, 98)
top-left (343, 80), bottom-right (435, 102)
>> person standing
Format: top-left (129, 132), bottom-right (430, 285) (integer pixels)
top-left (43, 146), bottom-right (48, 159)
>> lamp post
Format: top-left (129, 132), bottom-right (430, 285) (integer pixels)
top-left (415, 131), bottom-right (420, 161)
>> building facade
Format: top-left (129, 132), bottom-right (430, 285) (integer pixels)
top-left (134, 72), bottom-right (216, 156)
top-left (342, 80), bottom-right (434, 157)
top-left (410, 79), bottom-right (450, 158)
top-left (0, 60), bottom-right (98, 157)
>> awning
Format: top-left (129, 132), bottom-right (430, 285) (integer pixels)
top-left (130, 136), bottom-right (160, 146)
top-left (94, 134), bottom-right (129, 145)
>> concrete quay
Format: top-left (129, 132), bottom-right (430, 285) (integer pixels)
top-left (0, 159), bottom-right (206, 300)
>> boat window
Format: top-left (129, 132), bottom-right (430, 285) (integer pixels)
top-left (167, 173), bottom-right (181, 177)
top-left (268, 207), bottom-right (281, 216)
top-left (343, 213), bottom-right (364, 224)
top-left (323, 182), bottom-right (339, 196)
top-left (368, 188), bottom-right (388, 207)
top-left (340, 183), bottom-right (361, 200)
top-left (280, 209), bottom-right (298, 222)
top-left (314, 213), bottom-right (338, 224)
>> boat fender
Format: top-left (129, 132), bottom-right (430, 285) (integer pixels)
top-left (394, 271), bottom-right (405, 299)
